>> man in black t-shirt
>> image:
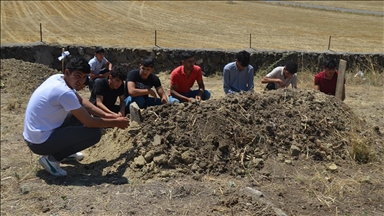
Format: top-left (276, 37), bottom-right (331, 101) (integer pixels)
top-left (90, 66), bottom-right (127, 117)
top-left (125, 57), bottom-right (168, 109)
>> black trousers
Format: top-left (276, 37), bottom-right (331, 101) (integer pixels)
top-left (26, 113), bottom-right (102, 161)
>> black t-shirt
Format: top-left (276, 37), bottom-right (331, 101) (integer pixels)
top-left (124, 69), bottom-right (162, 98)
top-left (89, 77), bottom-right (124, 109)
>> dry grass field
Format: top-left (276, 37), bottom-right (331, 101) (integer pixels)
top-left (1, 1), bottom-right (383, 52)
top-left (1, 1), bottom-right (384, 215)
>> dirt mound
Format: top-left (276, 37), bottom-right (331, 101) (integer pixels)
top-left (1, 58), bottom-right (59, 95)
top-left (107, 89), bottom-right (381, 179)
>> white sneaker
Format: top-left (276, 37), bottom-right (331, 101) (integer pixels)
top-left (38, 155), bottom-right (67, 177)
top-left (61, 152), bottom-right (84, 162)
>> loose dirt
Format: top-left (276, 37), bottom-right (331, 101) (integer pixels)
top-left (1, 59), bottom-right (383, 215)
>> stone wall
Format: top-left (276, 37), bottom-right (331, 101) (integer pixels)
top-left (1, 42), bottom-right (383, 75)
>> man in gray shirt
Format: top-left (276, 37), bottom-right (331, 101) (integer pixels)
top-left (223, 50), bottom-right (254, 94)
top-left (261, 62), bottom-right (298, 90)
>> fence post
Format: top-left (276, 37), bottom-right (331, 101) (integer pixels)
top-left (328, 36), bottom-right (332, 50)
top-left (40, 23), bottom-right (43, 42)
top-left (249, 34), bottom-right (252, 48)
top-left (155, 30), bottom-right (157, 47)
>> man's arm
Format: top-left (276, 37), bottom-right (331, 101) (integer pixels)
top-left (314, 85), bottom-right (320, 91)
top-left (95, 95), bottom-right (115, 114)
top-left (127, 81), bottom-right (156, 98)
top-left (76, 92), bottom-right (117, 118)
top-left (118, 95), bottom-right (126, 116)
top-left (170, 85), bottom-right (192, 102)
top-left (247, 68), bottom-right (255, 91)
top-left (156, 86), bottom-right (168, 104)
top-left (223, 67), bottom-right (233, 94)
top-left (196, 79), bottom-right (205, 98)
top-left (70, 106), bottom-right (129, 129)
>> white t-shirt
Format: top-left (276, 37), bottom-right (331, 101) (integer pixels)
top-left (266, 66), bottom-right (297, 89)
top-left (88, 56), bottom-right (108, 75)
top-left (23, 74), bottom-right (81, 144)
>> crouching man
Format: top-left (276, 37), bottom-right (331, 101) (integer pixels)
top-left (23, 57), bottom-right (129, 177)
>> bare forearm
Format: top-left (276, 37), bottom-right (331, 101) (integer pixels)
top-left (261, 77), bottom-right (279, 84)
top-left (82, 100), bottom-right (109, 117)
top-left (129, 88), bottom-right (151, 97)
top-left (171, 89), bottom-right (189, 102)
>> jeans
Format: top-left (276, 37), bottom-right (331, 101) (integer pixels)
top-left (125, 96), bottom-right (162, 109)
top-left (168, 90), bottom-right (211, 103)
top-left (26, 113), bottom-right (102, 161)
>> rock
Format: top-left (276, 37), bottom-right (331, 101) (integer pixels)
top-left (284, 160), bottom-right (292, 165)
top-left (290, 145), bottom-right (301, 156)
top-left (181, 151), bottom-right (195, 164)
top-left (191, 163), bottom-right (199, 172)
top-left (328, 163), bottom-right (338, 171)
top-left (133, 156), bottom-right (146, 167)
top-left (252, 158), bottom-right (264, 168)
top-left (152, 134), bottom-right (162, 146)
top-left (153, 154), bottom-right (168, 165)
top-left (144, 150), bottom-right (156, 162)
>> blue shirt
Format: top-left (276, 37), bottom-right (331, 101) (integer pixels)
top-left (223, 62), bottom-right (254, 94)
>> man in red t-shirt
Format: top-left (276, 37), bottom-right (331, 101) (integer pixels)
top-left (314, 58), bottom-right (346, 101)
top-left (169, 52), bottom-right (211, 103)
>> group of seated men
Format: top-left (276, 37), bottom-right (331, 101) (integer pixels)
top-left (23, 47), bottom-right (345, 177)
top-left (87, 47), bottom-right (345, 117)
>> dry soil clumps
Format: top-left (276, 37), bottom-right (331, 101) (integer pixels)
top-left (121, 89), bottom-right (382, 179)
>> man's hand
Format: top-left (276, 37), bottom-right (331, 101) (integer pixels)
top-left (148, 89), bottom-right (157, 101)
top-left (187, 98), bottom-right (196, 103)
top-left (115, 117), bottom-right (130, 129)
top-left (195, 95), bottom-right (202, 101)
top-left (277, 80), bottom-right (286, 88)
top-left (118, 111), bottom-right (125, 117)
top-left (161, 96), bottom-right (168, 104)
top-left (103, 113), bottom-right (119, 119)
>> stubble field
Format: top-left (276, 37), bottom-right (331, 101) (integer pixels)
top-left (1, 1), bottom-right (384, 216)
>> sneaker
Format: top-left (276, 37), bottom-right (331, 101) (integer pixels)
top-left (61, 152), bottom-right (84, 162)
top-left (38, 155), bottom-right (67, 177)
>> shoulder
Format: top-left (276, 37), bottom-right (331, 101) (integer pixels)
top-left (315, 71), bottom-right (325, 78)
top-left (224, 62), bottom-right (235, 70)
top-left (171, 66), bottom-right (182, 75)
top-left (88, 57), bottom-right (96, 64)
top-left (247, 64), bottom-right (254, 70)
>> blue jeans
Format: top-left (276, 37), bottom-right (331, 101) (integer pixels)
top-left (169, 90), bottom-right (211, 103)
top-left (125, 96), bottom-right (162, 109)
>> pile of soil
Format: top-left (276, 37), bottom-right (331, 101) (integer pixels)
top-left (107, 89), bottom-right (382, 179)
top-left (0, 59), bottom-right (59, 95)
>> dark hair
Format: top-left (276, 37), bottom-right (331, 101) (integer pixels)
top-left (285, 62), bottom-right (298, 74)
top-left (95, 46), bottom-right (105, 54)
top-left (324, 58), bottom-right (337, 69)
top-left (110, 66), bottom-right (127, 80)
top-left (235, 50), bottom-right (250, 67)
top-left (140, 57), bottom-right (155, 67)
top-left (181, 52), bottom-right (194, 60)
top-left (66, 57), bottom-right (90, 74)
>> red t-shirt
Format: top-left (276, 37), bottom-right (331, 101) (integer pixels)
top-left (314, 70), bottom-right (342, 96)
top-left (170, 65), bottom-right (203, 94)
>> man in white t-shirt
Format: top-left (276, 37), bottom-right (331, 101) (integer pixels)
top-left (88, 47), bottom-right (113, 90)
top-left (23, 57), bottom-right (129, 177)
top-left (261, 62), bottom-right (298, 90)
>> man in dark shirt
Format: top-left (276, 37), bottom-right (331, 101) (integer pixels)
top-left (90, 66), bottom-right (127, 117)
top-left (125, 57), bottom-right (168, 109)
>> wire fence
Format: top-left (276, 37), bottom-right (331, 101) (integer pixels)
top-left (3, 23), bottom-right (383, 53)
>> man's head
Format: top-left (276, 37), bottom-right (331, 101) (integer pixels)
top-left (181, 52), bottom-right (195, 71)
top-left (139, 57), bottom-right (155, 79)
top-left (323, 58), bottom-right (337, 78)
top-left (283, 62), bottom-right (298, 78)
top-left (235, 50), bottom-right (250, 71)
top-left (64, 57), bottom-right (90, 90)
top-left (108, 66), bottom-right (127, 89)
top-left (95, 47), bottom-right (105, 61)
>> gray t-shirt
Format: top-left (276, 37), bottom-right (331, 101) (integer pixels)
top-left (266, 66), bottom-right (297, 89)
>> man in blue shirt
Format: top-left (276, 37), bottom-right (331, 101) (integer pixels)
top-left (223, 50), bottom-right (254, 94)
